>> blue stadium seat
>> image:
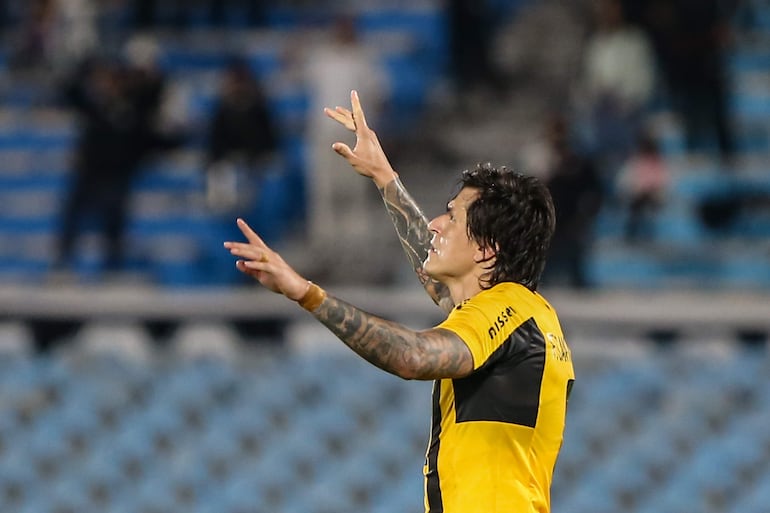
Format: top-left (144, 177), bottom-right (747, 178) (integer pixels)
top-left (131, 469), bottom-right (179, 513)
top-left (0, 452), bottom-right (39, 512)
top-left (734, 471), bottom-right (770, 513)
top-left (561, 474), bottom-right (622, 513)
top-left (370, 469), bottom-right (424, 513)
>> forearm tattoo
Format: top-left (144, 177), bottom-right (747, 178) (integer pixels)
top-left (312, 295), bottom-right (471, 379)
top-left (380, 178), bottom-right (453, 312)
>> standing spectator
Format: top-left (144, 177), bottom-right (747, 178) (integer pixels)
top-left (540, 114), bottom-right (604, 289)
top-left (54, 46), bottom-right (179, 277)
top-left (54, 58), bottom-right (140, 275)
top-left (202, 57), bottom-right (279, 285)
top-left (205, 57), bottom-right (279, 214)
top-left (447, 0), bottom-right (506, 103)
top-left (616, 131), bottom-right (670, 242)
top-left (669, 0), bottom-right (735, 162)
top-left (638, 0), bottom-right (735, 163)
top-left (576, 0), bottom-right (656, 179)
top-left (301, 14), bottom-right (386, 278)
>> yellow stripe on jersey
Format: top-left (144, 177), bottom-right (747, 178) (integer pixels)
top-left (423, 282), bottom-right (575, 513)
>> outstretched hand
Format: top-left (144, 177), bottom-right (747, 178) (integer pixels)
top-left (224, 218), bottom-right (310, 301)
top-left (324, 90), bottom-right (397, 188)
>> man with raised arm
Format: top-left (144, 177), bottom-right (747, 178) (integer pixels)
top-left (224, 90), bottom-right (574, 513)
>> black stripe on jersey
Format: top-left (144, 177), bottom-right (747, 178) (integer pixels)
top-left (452, 317), bottom-right (546, 427)
top-left (426, 380), bottom-right (444, 512)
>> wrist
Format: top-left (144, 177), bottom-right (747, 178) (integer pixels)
top-left (373, 169), bottom-right (399, 190)
top-left (297, 281), bottom-right (327, 312)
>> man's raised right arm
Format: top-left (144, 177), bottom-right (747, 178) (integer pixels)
top-left (326, 90), bottom-right (452, 313)
top-left (377, 176), bottom-right (453, 313)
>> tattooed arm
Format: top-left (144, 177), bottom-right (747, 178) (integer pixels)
top-left (324, 91), bottom-right (453, 312)
top-left (313, 293), bottom-right (473, 380)
top-left (378, 177), bottom-right (454, 313)
top-left (225, 218), bottom-right (471, 379)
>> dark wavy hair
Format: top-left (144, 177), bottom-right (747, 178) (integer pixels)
top-left (455, 163), bottom-right (556, 291)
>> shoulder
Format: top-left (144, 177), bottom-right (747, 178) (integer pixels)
top-left (447, 283), bottom-right (533, 327)
top-left (467, 282), bottom-right (533, 307)
top-left (471, 283), bottom-right (560, 322)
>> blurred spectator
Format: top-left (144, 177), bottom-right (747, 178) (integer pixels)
top-left (204, 58), bottom-right (279, 214)
top-left (54, 58), bottom-right (137, 275)
top-left (121, 34), bottom-right (184, 155)
top-left (447, 0), bottom-right (507, 102)
top-left (0, 2), bottom-right (7, 32)
top-left (540, 114), bottom-right (603, 289)
top-left (636, 0), bottom-right (735, 163)
top-left (123, 33), bottom-right (190, 139)
top-left (575, 0), bottom-right (656, 179)
top-left (134, 0), bottom-right (267, 28)
top-left (53, 44), bottom-right (181, 276)
top-left (48, 0), bottom-right (100, 76)
top-left (616, 131), bottom-right (670, 242)
top-left (10, 0), bottom-right (99, 72)
top-left (9, 0), bottom-right (57, 72)
top-left (300, 14), bottom-right (386, 277)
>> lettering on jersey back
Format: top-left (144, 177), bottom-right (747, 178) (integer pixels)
top-left (546, 332), bottom-right (571, 362)
top-left (487, 306), bottom-right (517, 340)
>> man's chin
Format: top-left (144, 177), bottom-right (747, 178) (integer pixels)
top-left (423, 262), bottom-right (439, 280)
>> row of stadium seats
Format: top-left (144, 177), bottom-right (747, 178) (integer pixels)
top-left (0, 320), bottom-right (768, 513)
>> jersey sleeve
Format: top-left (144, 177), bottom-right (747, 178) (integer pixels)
top-left (437, 296), bottom-right (524, 371)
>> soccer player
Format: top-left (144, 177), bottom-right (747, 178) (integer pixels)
top-left (224, 90), bottom-right (575, 513)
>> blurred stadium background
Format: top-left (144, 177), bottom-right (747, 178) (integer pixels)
top-left (0, 0), bottom-right (769, 512)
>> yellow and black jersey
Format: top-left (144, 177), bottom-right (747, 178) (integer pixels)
top-left (424, 282), bottom-right (574, 513)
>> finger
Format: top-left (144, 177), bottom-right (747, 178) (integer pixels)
top-left (336, 106), bottom-right (355, 130)
top-left (237, 259), bottom-right (270, 273)
top-left (331, 142), bottom-right (356, 161)
top-left (236, 260), bottom-right (262, 278)
top-left (324, 107), bottom-right (355, 131)
top-left (225, 241), bottom-right (263, 253)
top-left (243, 260), bottom-right (270, 271)
top-left (335, 106), bottom-right (353, 118)
top-left (236, 218), bottom-right (267, 247)
top-left (351, 90), bottom-right (368, 129)
top-left (227, 244), bottom-right (270, 262)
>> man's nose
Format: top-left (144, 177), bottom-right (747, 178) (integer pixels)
top-left (428, 216), bottom-right (441, 233)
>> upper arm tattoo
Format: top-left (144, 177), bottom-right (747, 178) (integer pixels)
top-left (312, 294), bottom-right (473, 380)
top-left (379, 178), bottom-right (453, 313)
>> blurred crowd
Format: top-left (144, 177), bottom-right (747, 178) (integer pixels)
top-left (0, 0), bottom-right (755, 288)
top-left (528, 0), bottom-right (741, 288)
top-left (0, 0), bottom-right (386, 282)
